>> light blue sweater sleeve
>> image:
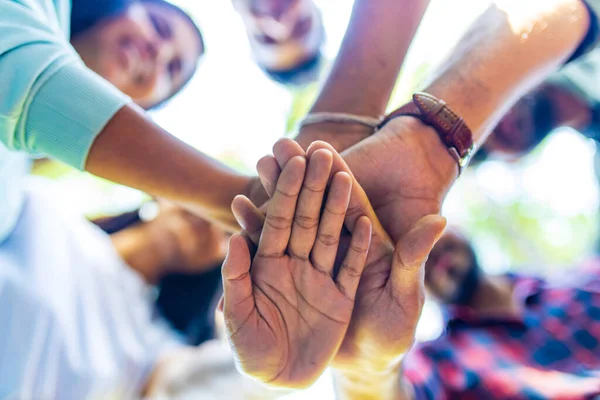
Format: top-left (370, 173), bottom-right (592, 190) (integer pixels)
top-left (0, 0), bottom-right (131, 170)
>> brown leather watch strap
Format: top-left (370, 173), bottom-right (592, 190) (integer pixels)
top-left (378, 92), bottom-right (475, 175)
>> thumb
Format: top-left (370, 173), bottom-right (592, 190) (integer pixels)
top-left (391, 215), bottom-right (447, 295)
top-left (221, 234), bottom-right (255, 329)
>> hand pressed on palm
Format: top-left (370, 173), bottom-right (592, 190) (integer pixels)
top-left (221, 150), bottom-right (372, 388)
top-left (238, 138), bottom-right (448, 371)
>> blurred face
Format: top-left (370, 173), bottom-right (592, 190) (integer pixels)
top-left (83, 2), bottom-right (203, 108)
top-left (476, 90), bottom-right (555, 163)
top-left (424, 227), bottom-right (481, 306)
top-left (234, 0), bottom-right (323, 71)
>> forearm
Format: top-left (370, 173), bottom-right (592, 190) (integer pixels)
top-left (296, 0), bottom-right (430, 150)
top-left (333, 362), bottom-right (413, 400)
top-left (425, 0), bottom-right (590, 146)
top-left (312, 0), bottom-right (428, 116)
top-left (86, 105), bottom-right (250, 231)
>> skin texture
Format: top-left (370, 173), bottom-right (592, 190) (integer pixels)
top-left (295, 0), bottom-right (431, 152)
top-left (233, 139), bottom-right (447, 385)
top-left (242, 1), bottom-right (592, 398)
top-left (86, 105), bottom-right (257, 232)
top-left (146, 0), bottom-right (590, 395)
top-left (71, 1), bottom-right (203, 108)
top-left (84, 0), bottom-right (429, 246)
top-left (334, 1), bottom-right (590, 398)
top-left (222, 151), bottom-right (373, 388)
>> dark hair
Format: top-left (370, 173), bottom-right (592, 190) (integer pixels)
top-left (70, 0), bottom-right (134, 38)
top-left (262, 51), bottom-right (324, 87)
top-left (70, 0), bottom-right (204, 109)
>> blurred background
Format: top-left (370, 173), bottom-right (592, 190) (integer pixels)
top-left (33, 0), bottom-right (600, 396)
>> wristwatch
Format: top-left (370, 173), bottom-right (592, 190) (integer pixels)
top-left (378, 92), bottom-right (475, 175)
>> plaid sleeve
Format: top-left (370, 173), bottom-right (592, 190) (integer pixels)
top-left (567, 0), bottom-right (600, 62)
top-left (404, 347), bottom-right (447, 400)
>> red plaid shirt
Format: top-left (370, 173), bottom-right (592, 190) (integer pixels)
top-left (404, 259), bottom-right (600, 399)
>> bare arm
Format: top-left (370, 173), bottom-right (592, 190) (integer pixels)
top-left (86, 105), bottom-right (259, 232)
top-left (426, 0), bottom-right (591, 146)
top-left (295, 0), bottom-right (430, 151)
top-left (331, 1), bottom-right (592, 399)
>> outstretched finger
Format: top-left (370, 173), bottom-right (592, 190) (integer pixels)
top-left (273, 138), bottom-right (306, 169)
top-left (336, 215), bottom-right (372, 300)
top-left (255, 138), bottom-right (304, 200)
top-left (257, 156), bottom-right (306, 258)
top-left (232, 195), bottom-right (264, 245)
top-left (256, 155), bottom-right (281, 198)
top-left (391, 215), bottom-right (447, 297)
top-left (307, 141), bottom-right (393, 261)
top-left (222, 234), bottom-right (255, 332)
top-left (310, 172), bottom-right (352, 276)
top-left (288, 149), bottom-right (333, 259)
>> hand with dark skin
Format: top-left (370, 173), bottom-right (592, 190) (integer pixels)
top-left (221, 150), bottom-right (373, 388)
top-left (293, 0), bottom-right (430, 152)
top-left (307, 2), bottom-right (592, 398)
top-left (139, 0), bottom-right (432, 394)
top-left (235, 138), bottom-right (447, 384)
top-left (236, 0), bottom-right (592, 394)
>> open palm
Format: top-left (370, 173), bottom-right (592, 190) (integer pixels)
top-left (221, 151), bottom-right (372, 388)
top-left (248, 138), bottom-right (447, 370)
top-left (305, 138), bottom-right (448, 367)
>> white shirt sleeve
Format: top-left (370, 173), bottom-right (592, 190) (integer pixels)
top-left (0, 181), bottom-right (183, 399)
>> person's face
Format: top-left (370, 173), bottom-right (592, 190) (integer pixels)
top-left (424, 227), bottom-right (481, 306)
top-left (235, 0), bottom-right (322, 71)
top-left (476, 90), bottom-right (555, 163)
top-left (91, 2), bottom-right (203, 108)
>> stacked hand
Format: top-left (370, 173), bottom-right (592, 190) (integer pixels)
top-left (221, 149), bottom-right (373, 388)
top-left (225, 132), bottom-right (448, 387)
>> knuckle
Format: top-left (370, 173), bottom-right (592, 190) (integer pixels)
top-left (294, 214), bottom-right (319, 230)
top-left (288, 246), bottom-right (309, 261)
top-left (257, 250), bottom-right (285, 259)
top-left (345, 202), bottom-right (367, 218)
top-left (395, 248), bottom-right (421, 272)
top-left (341, 262), bottom-right (363, 278)
top-left (324, 205), bottom-right (346, 217)
top-left (303, 183), bottom-right (326, 194)
top-left (350, 243), bottom-right (369, 255)
top-left (265, 213), bottom-right (293, 231)
top-left (311, 258), bottom-right (330, 275)
top-left (275, 187), bottom-right (300, 198)
top-left (317, 232), bottom-right (340, 247)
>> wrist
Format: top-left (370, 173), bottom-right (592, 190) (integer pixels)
top-left (381, 116), bottom-right (458, 187)
top-left (295, 122), bottom-right (373, 152)
top-left (333, 360), bottom-right (412, 400)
